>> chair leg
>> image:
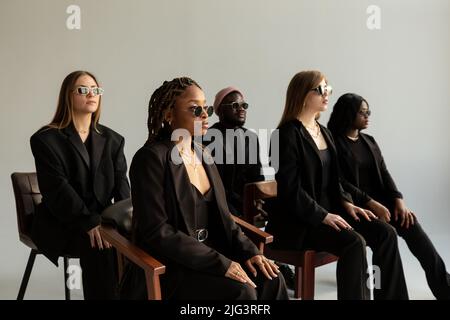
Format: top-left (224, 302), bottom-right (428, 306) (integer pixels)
top-left (301, 251), bottom-right (315, 300)
top-left (63, 257), bottom-right (71, 300)
top-left (17, 249), bottom-right (37, 300)
top-left (294, 266), bottom-right (302, 299)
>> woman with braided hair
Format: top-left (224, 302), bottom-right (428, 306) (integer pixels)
top-left (120, 77), bottom-right (288, 300)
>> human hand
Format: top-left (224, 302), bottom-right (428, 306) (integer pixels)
top-left (87, 225), bottom-right (111, 249)
top-left (225, 261), bottom-right (256, 288)
top-left (394, 198), bottom-right (416, 229)
top-left (367, 199), bottom-right (391, 223)
top-left (322, 213), bottom-right (353, 231)
top-left (245, 255), bottom-right (279, 280)
top-left (343, 201), bottom-right (377, 222)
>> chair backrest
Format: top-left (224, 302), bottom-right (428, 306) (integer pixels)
top-left (11, 172), bottom-right (42, 249)
top-left (101, 198), bottom-right (133, 237)
top-left (243, 180), bottom-right (277, 223)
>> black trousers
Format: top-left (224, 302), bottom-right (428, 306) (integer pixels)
top-left (303, 224), bottom-right (369, 300)
top-left (390, 217), bottom-right (450, 300)
top-left (166, 266), bottom-right (289, 300)
top-left (66, 231), bottom-right (118, 300)
top-left (346, 217), bottom-right (409, 300)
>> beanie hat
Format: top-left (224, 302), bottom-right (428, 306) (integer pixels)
top-left (213, 86), bottom-right (244, 115)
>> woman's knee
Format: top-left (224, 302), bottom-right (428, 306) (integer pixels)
top-left (346, 230), bottom-right (367, 249)
top-left (376, 221), bottom-right (398, 241)
top-left (234, 282), bottom-right (258, 300)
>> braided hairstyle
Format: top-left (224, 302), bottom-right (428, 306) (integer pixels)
top-left (147, 77), bottom-right (201, 142)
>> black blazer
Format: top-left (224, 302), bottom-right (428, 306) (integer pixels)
top-left (334, 132), bottom-right (403, 206)
top-left (127, 139), bottom-right (259, 298)
top-left (266, 119), bottom-right (365, 250)
top-left (30, 124), bottom-right (130, 265)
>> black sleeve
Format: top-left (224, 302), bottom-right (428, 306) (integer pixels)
top-left (30, 135), bottom-right (100, 232)
top-left (340, 178), bottom-right (372, 206)
top-left (112, 136), bottom-right (130, 201)
top-left (275, 126), bottom-right (327, 226)
top-left (131, 147), bottom-right (232, 276)
top-left (371, 137), bottom-right (403, 200)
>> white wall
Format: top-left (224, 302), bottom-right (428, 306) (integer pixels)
top-left (1, 0), bottom-right (449, 298)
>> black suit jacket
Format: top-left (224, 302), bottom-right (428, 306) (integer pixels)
top-left (126, 139), bottom-right (259, 298)
top-left (30, 124), bottom-right (130, 265)
top-left (334, 132), bottom-right (403, 206)
top-left (266, 119), bottom-right (366, 250)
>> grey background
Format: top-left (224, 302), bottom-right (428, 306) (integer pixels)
top-left (1, 0), bottom-right (448, 299)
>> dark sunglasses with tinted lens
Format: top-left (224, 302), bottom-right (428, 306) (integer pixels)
top-left (190, 105), bottom-right (214, 117)
top-left (311, 85), bottom-right (333, 96)
top-left (358, 110), bottom-right (371, 117)
top-left (74, 86), bottom-right (104, 96)
top-left (221, 102), bottom-right (249, 110)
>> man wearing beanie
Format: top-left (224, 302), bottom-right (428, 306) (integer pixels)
top-left (204, 86), bottom-right (264, 217)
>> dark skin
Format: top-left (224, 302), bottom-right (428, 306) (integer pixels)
top-left (218, 92), bottom-right (246, 128)
top-left (347, 101), bottom-right (416, 229)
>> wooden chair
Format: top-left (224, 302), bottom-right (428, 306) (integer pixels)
top-left (243, 180), bottom-right (338, 300)
top-left (11, 172), bottom-right (73, 300)
top-left (100, 198), bottom-right (274, 300)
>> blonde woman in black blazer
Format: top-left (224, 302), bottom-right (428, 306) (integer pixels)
top-left (328, 93), bottom-right (450, 300)
top-left (267, 70), bottom-right (409, 299)
top-left (120, 77), bottom-right (287, 300)
top-left (30, 71), bottom-right (130, 299)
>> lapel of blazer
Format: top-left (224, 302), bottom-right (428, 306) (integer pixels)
top-left (360, 133), bottom-right (383, 183)
top-left (298, 121), bottom-right (321, 163)
top-left (63, 124), bottom-right (90, 169)
top-left (91, 128), bottom-right (106, 178)
top-left (165, 140), bottom-right (196, 237)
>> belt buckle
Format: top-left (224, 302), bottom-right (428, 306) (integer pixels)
top-left (195, 229), bottom-right (208, 242)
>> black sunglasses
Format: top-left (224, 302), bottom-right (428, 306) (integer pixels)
top-left (221, 102), bottom-right (249, 110)
top-left (189, 105), bottom-right (214, 117)
top-left (311, 85), bottom-right (333, 96)
top-left (358, 110), bottom-right (371, 117)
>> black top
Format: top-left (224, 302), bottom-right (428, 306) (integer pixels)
top-left (203, 122), bottom-right (264, 215)
top-left (346, 137), bottom-right (381, 200)
top-left (192, 185), bottom-right (213, 231)
top-left (192, 185), bottom-right (224, 249)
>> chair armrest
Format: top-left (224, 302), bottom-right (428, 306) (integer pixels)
top-left (100, 225), bottom-right (166, 300)
top-left (232, 215), bottom-right (273, 251)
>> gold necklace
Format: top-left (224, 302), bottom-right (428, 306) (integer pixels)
top-left (180, 147), bottom-right (199, 171)
top-left (305, 122), bottom-right (321, 139)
